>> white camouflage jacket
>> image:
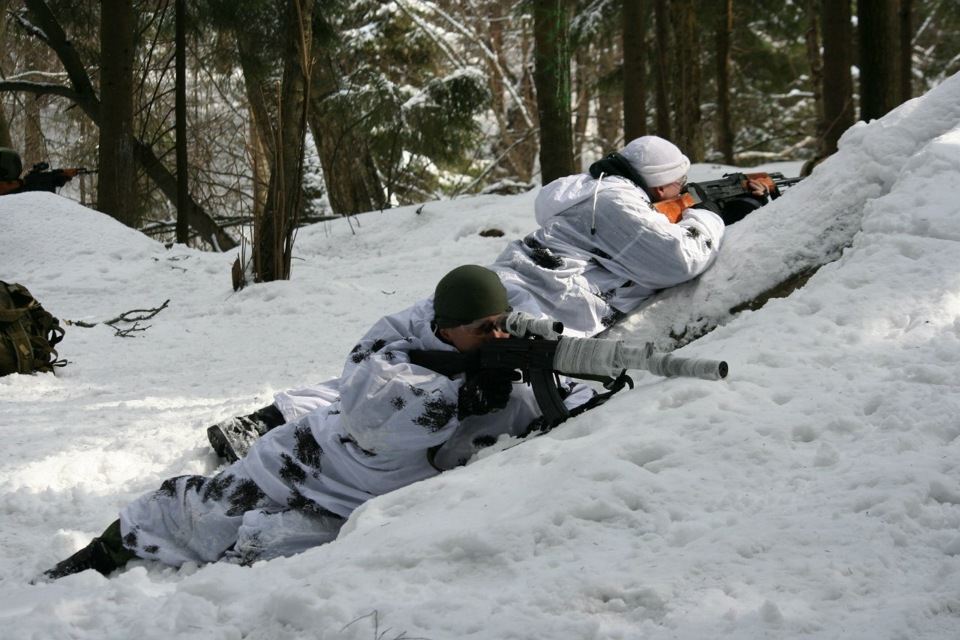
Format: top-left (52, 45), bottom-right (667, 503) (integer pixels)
top-left (247, 293), bottom-right (594, 519)
top-left (491, 173), bottom-right (725, 337)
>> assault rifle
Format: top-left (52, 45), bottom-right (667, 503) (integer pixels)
top-left (654, 171), bottom-right (803, 223)
top-left (0, 162), bottom-right (97, 196)
top-left (19, 162), bottom-right (96, 194)
top-left (409, 312), bottom-right (728, 431)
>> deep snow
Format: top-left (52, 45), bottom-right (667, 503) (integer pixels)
top-left (2, 73), bottom-right (960, 639)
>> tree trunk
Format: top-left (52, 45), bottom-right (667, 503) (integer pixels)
top-left (804, 0), bottom-right (824, 162)
top-left (670, 0), bottom-right (702, 160)
top-left (253, 0), bottom-right (313, 283)
top-left (174, 0), bottom-right (189, 244)
top-left (98, 0), bottom-right (137, 227)
top-left (715, 0), bottom-right (734, 164)
top-left (898, 0), bottom-right (913, 103)
top-left (308, 53), bottom-right (385, 215)
top-left (653, 0), bottom-right (672, 140)
top-left (248, 110), bottom-right (269, 219)
top-left (233, 37), bottom-right (274, 220)
top-left (820, 0), bottom-right (854, 158)
top-left (481, 2), bottom-right (537, 183)
top-left (858, 0), bottom-right (900, 121)
top-left (593, 37), bottom-right (623, 149)
top-left (572, 46), bottom-right (591, 164)
top-left (0, 0), bottom-right (14, 149)
top-left (511, 61), bottom-right (540, 183)
top-left (532, 0), bottom-right (575, 183)
top-left (21, 36), bottom-right (51, 168)
top-left (622, 0), bottom-right (648, 142)
top-left (236, 39), bottom-right (278, 170)
top-left (24, 93), bottom-right (43, 168)
top-left (595, 38), bottom-right (622, 151)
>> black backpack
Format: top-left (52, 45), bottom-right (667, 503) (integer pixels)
top-left (0, 281), bottom-right (66, 376)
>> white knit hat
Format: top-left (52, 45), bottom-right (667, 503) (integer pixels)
top-left (620, 136), bottom-right (690, 187)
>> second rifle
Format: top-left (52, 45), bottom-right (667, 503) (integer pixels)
top-left (654, 171), bottom-right (803, 223)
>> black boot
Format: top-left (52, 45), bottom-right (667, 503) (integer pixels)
top-left (207, 404), bottom-right (285, 463)
top-left (39, 520), bottom-right (135, 581)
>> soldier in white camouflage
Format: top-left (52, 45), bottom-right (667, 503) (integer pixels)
top-left (39, 266), bottom-right (594, 579)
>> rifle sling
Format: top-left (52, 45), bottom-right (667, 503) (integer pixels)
top-left (567, 370), bottom-right (634, 420)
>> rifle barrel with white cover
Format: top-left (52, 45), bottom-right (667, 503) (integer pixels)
top-left (553, 337), bottom-right (727, 381)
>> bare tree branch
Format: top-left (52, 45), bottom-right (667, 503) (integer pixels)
top-left (0, 79), bottom-right (81, 101)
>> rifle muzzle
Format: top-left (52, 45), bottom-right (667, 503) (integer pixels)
top-left (638, 346), bottom-right (728, 380)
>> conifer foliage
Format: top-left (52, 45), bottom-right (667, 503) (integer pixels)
top-left (0, 0), bottom-right (956, 259)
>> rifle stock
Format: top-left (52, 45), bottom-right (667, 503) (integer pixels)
top-left (652, 192), bottom-right (696, 224)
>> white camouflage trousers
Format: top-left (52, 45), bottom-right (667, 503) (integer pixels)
top-left (118, 459), bottom-right (345, 567)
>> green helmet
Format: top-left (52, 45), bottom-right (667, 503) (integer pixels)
top-left (433, 265), bottom-right (509, 328)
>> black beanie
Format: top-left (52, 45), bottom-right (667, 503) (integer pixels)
top-left (433, 265), bottom-right (509, 328)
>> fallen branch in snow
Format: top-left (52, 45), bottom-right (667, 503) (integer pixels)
top-left (103, 300), bottom-right (171, 325)
top-left (66, 300), bottom-right (171, 337)
top-left (340, 610), bottom-right (430, 640)
top-left (107, 320), bottom-right (151, 338)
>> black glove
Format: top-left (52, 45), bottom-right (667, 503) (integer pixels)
top-left (457, 368), bottom-right (517, 420)
top-left (717, 195), bottom-right (767, 226)
top-left (691, 199), bottom-right (722, 215)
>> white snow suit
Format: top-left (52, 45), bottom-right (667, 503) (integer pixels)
top-left (120, 295), bottom-right (594, 567)
top-left (269, 178), bottom-right (724, 425)
top-left (491, 173), bottom-right (725, 337)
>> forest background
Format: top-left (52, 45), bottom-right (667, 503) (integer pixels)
top-left (0, 0), bottom-right (957, 282)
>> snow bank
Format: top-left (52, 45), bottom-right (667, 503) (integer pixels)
top-left (2, 74), bottom-right (960, 639)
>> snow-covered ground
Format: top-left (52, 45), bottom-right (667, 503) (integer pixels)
top-left (2, 73), bottom-right (960, 639)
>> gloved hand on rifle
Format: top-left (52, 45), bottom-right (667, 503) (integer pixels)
top-left (457, 356), bottom-right (518, 420)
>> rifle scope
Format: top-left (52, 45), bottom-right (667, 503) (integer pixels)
top-left (497, 311), bottom-right (563, 340)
